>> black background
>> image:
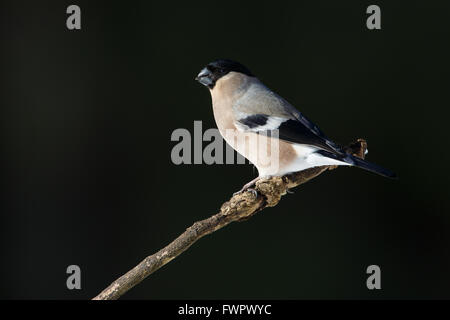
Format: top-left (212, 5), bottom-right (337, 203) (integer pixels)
top-left (1, 0), bottom-right (450, 299)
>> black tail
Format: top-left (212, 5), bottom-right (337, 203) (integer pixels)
top-left (316, 150), bottom-right (397, 179)
top-left (348, 155), bottom-right (397, 179)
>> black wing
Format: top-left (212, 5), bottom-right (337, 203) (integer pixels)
top-left (237, 114), bottom-right (344, 155)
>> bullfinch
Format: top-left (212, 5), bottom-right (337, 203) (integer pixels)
top-left (195, 59), bottom-right (396, 192)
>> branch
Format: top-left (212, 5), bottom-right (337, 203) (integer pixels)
top-left (92, 139), bottom-right (368, 300)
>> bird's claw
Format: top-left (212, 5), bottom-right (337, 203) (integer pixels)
top-left (246, 188), bottom-right (258, 198)
top-left (233, 187), bottom-right (258, 198)
top-left (233, 177), bottom-right (260, 197)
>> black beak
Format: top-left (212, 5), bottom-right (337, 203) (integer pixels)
top-left (195, 67), bottom-right (214, 87)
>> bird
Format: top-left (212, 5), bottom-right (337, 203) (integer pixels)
top-left (195, 59), bottom-right (396, 193)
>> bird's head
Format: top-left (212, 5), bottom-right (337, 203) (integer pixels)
top-left (195, 59), bottom-right (254, 89)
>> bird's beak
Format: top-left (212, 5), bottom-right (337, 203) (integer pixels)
top-left (195, 67), bottom-right (214, 87)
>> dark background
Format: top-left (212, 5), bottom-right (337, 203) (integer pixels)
top-left (1, 0), bottom-right (450, 299)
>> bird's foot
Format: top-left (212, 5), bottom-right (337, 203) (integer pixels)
top-left (233, 187), bottom-right (258, 198)
top-left (233, 177), bottom-right (261, 197)
top-left (246, 188), bottom-right (259, 198)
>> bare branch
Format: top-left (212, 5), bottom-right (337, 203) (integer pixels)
top-left (92, 139), bottom-right (368, 300)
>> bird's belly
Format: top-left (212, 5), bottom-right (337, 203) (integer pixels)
top-left (221, 128), bottom-right (348, 177)
top-left (221, 128), bottom-right (299, 177)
